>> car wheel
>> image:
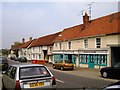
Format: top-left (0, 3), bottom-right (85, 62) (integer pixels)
top-left (61, 67), bottom-right (64, 71)
top-left (102, 71), bottom-right (108, 78)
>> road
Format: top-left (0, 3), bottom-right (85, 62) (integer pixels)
top-left (0, 59), bottom-right (118, 90)
top-left (50, 69), bottom-right (117, 89)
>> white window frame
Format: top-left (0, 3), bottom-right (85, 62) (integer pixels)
top-left (96, 38), bottom-right (101, 48)
top-left (84, 39), bottom-right (88, 48)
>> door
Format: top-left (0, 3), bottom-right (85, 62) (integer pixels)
top-left (88, 54), bottom-right (94, 68)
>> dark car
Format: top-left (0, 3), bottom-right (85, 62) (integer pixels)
top-left (18, 57), bottom-right (27, 63)
top-left (10, 56), bottom-right (19, 61)
top-left (100, 63), bottom-right (120, 78)
top-left (102, 81), bottom-right (120, 90)
top-left (0, 56), bottom-right (8, 72)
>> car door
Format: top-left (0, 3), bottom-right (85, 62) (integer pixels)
top-left (9, 66), bottom-right (17, 89)
top-left (113, 63), bottom-right (120, 77)
top-left (3, 66), bottom-right (13, 89)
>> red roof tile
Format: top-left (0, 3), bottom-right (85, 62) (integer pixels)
top-left (29, 32), bottom-right (61, 47)
top-left (55, 12), bottom-right (120, 41)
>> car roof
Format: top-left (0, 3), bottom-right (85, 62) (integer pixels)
top-left (9, 63), bottom-right (45, 68)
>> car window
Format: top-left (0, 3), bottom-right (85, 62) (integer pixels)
top-left (65, 60), bottom-right (73, 63)
top-left (113, 63), bottom-right (120, 68)
top-left (6, 66), bottom-right (13, 77)
top-left (20, 66), bottom-right (51, 79)
top-left (10, 67), bottom-right (17, 79)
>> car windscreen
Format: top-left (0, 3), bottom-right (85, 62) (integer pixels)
top-left (65, 60), bottom-right (73, 63)
top-left (20, 66), bottom-right (51, 79)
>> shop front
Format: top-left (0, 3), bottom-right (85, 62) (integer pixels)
top-left (53, 51), bottom-right (77, 65)
top-left (79, 50), bottom-right (109, 69)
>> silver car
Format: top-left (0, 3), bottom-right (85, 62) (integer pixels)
top-left (2, 63), bottom-right (56, 90)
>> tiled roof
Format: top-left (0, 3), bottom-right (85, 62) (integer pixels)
top-left (29, 32), bottom-right (61, 47)
top-left (11, 43), bottom-right (23, 50)
top-left (55, 12), bottom-right (120, 41)
top-left (20, 39), bottom-right (36, 48)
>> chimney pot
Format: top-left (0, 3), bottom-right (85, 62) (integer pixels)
top-left (22, 38), bottom-right (25, 43)
top-left (29, 37), bottom-right (32, 41)
top-left (83, 12), bottom-right (89, 27)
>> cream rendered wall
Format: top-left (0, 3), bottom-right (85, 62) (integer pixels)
top-left (71, 40), bottom-right (79, 50)
top-left (107, 35), bottom-right (119, 45)
top-left (88, 38), bottom-right (95, 48)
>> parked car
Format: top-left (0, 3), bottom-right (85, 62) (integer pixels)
top-left (18, 57), bottom-right (27, 63)
top-left (10, 56), bottom-right (19, 61)
top-left (102, 81), bottom-right (120, 90)
top-left (52, 60), bottom-right (74, 70)
top-left (0, 56), bottom-right (8, 73)
top-left (100, 63), bottom-right (120, 78)
top-left (2, 63), bottom-right (56, 90)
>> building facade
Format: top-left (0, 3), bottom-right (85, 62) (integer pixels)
top-left (53, 12), bottom-right (120, 69)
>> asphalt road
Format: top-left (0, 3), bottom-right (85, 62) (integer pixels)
top-left (50, 69), bottom-right (116, 89)
top-left (0, 59), bottom-right (118, 90)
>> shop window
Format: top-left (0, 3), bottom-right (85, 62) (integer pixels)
top-left (96, 38), bottom-right (101, 48)
top-left (79, 55), bottom-right (88, 63)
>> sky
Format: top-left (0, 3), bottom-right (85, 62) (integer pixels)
top-left (1, 0), bottom-right (120, 49)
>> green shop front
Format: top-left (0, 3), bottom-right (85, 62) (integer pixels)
top-left (53, 52), bottom-right (76, 65)
top-left (78, 50), bottom-right (109, 69)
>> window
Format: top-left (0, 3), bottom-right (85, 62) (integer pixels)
top-left (50, 47), bottom-right (52, 52)
top-left (96, 38), bottom-right (101, 48)
top-left (39, 47), bottom-right (41, 52)
top-left (79, 55), bottom-right (88, 63)
top-left (84, 39), bottom-right (88, 48)
top-left (59, 42), bottom-right (62, 50)
top-left (68, 42), bottom-right (71, 49)
top-left (33, 54), bottom-right (35, 58)
top-left (20, 66), bottom-right (50, 79)
top-left (55, 43), bottom-right (57, 48)
top-left (39, 55), bottom-right (41, 59)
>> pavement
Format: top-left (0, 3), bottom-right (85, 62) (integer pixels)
top-left (45, 63), bottom-right (119, 82)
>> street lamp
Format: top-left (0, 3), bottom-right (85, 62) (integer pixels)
top-left (59, 34), bottom-right (65, 60)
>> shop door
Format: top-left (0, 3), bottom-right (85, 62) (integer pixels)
top-left (88, 54), bottom-right (94, 68)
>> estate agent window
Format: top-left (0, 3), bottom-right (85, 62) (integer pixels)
top-left (96, 38), bottom-right (101, 48)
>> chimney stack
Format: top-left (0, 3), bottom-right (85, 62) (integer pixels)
top-left (29, 37), bottom-right (32, 41)
top-left (83, 12), bottom-right (89, 28)
top-left (22, 38), bottom-right (25, 43)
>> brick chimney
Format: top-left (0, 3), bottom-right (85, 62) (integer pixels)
top-left (29, 37), bottom-right (32, 41)
top-left (22, 38), bottom-right (25, 43)
top-left (83, 12), bottom-right (89, 28)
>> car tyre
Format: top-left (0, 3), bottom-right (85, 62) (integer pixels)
top-left (61, 67), bottom-right (64, 71)
top-left (102, 71), bottom-right (108, 78)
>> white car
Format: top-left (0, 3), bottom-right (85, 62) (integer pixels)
top-left (2, 63), bottom-right (56, 90)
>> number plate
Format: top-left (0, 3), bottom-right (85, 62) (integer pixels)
top-left (30, 82), bottom-right (44, 87)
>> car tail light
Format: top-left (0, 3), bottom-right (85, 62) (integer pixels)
top-left (15, 80), bottom-right (21, 90)
top-left (52, 77), bottom-right (56, 85)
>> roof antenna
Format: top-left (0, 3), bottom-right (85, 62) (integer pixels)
top-left (88, 2), bottom-right (94, 20)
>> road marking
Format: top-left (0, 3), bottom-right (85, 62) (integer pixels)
top-left (56, 79), bottom-right (64, 83)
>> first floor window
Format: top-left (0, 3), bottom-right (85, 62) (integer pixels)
top-left (96, 38), bottom-right (101, 48)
